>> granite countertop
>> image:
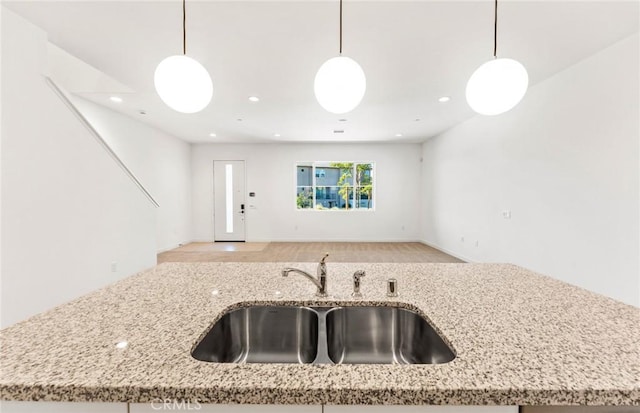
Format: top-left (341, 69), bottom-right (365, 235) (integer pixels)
top-left (0, 262), bottom-right (638, 405)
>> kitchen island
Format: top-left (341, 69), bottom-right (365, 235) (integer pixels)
top-left (0, 262), bottom-right (638, 410)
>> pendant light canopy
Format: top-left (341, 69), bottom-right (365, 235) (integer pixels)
top-left (154, 0), bottom-right (212, 114)
top-left (466, 0), bottom-right (528, 116)
top-left (314, 0), bottom-right (366, 114)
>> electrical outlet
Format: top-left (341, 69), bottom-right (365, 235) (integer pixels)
top-left (502, 210), bottom-right (512, 219)
top-left (460, 236), bottom-right (465, 243)
top-left (475, 240), bottom-right (479, 247)
top-left (111, 262), bottom-right (118, 273)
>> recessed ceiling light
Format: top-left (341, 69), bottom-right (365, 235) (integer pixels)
top-left (338, 118), bottom-right (347, 122)
top-left (274, 133), bottom-right (281, 137)
top-left (248, 96), bottom-right (260, 102)
top-left (438, 96), bottom-right (451, 103)
top-left (139, 110), bottom-right (146, 115)
top-left (414, 118), bottom-right (421, 122)
top-left (209, 133), bottom-right (217, 137)
top-left (237, 118), bottom-right (243, 122)
top-left (395, 133), bottom-right (403, 137)
top-left (109, 96), bottom-right (123, 103)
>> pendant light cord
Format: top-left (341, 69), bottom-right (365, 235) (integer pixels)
top-left (493, 0), bottom-right (497, 58)
top-left (183, 0), bottom-right (186, 55)
top-left (339, 0), bottom-right (343, 55)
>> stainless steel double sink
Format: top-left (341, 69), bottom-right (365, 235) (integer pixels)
top-left (191, 305), bottom-right (455, 365)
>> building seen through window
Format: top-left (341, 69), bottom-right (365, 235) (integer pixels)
top-left (296, 162), bottom-right (374, 210)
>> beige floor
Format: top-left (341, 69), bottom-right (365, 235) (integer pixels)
top-left (158, 242), bottom-right (463, 263)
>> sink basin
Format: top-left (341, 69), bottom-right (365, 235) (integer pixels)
top-left (192, 304), bottom-right (455, 365)
top-left (325, 306), bottom-right (455, 364)
top-left (191, 306), bottom-right (318, 363)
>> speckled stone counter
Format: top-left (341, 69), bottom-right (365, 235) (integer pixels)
top-left (0, 263), bottom-right (638, 405)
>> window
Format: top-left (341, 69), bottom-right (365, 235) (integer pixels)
top-left (296, 162), bottom-right (374, 210)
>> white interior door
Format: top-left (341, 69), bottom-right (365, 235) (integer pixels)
top-left (213, 160), bottom-right (246, 241)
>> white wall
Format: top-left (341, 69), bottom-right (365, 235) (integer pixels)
top-left (192, 143), bottom-right (422, 242)
top-left (0, 8), bottom-right (157, 327)
top-left (70, 97), bottom-right (192, 252)
top-left (420, 33), bottom-right (640, 306)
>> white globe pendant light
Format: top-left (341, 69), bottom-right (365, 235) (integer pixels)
top-left (154, 0), bottom-right (212, 114)
top-left (315, 56), bottom-right (366, 114)
top-left (155, 55), bottom-right (213, 114)
top-left (314, 0), bottom-right (366, 114)
top-left (466, 0), bottom-right (528, 116)
top-left (466, 58), bottom-right (528, 116)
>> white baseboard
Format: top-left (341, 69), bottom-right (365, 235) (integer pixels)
top-left (184, 238), bottom-right (426, 243)
top-left (248, 238), bottom-right (424, 243)
top-left (419, 239), bottom-right (474, 263)
top-left (157, 240), bottom-right (196, 254)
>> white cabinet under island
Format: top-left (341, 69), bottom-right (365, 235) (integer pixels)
top-left (0, 263), bottom-right (638, 411)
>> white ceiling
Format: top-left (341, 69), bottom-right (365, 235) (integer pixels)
top-left (4, 1), bottom-right (639, 143)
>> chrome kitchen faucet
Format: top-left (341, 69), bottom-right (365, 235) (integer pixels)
top-left (281, 253), bottom-right (329, 297)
